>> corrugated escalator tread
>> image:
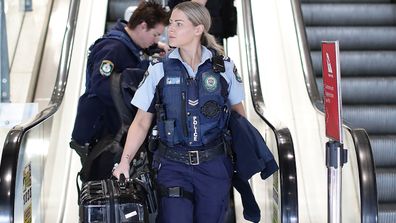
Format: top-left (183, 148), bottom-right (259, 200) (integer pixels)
top-left (302, 1), bottom-right (396, 222)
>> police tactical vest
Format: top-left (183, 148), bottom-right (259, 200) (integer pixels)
top-left (157, 57), bottom-right (230, 147)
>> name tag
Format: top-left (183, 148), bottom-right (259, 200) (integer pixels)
top-left (166, 77), bottom-right (181, 85)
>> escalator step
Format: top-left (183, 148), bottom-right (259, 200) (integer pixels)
top-left (108, 0), bottom-right (141, 22)
top-left (302, 4), bottom-right (396, 26)
top-left (311, 51), bottom-right (396, 77)
top-left (369, 135), bottom-right (396, 167)
top-left (343, 105), bottom-right (396, 134)
top-left (377, 168), bottom-right (396, 202)
top-left (303, 0), bottom-right (396, 221)
top-left (316, 77), bottom-right (396, 104)
top-left (306, 27), bottom-right (396, 50)
top-left (379, 203), bottom-right (396, 223)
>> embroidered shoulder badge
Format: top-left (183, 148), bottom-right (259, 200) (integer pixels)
top-left (233, 65), bottom-right (243, 83)
top-left (150, 57), bottom-right (161, 66)
top-left (99, 60), bottom-right (114, 76)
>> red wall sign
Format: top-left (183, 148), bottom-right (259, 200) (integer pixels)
top-left (322, 41), bottom-right (343, 142)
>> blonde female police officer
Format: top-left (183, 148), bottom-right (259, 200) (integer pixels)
top-left (113, 2), bottom-right (245, 222)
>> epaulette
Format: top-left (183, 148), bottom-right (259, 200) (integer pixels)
top-left (222, 55), bottom-right (231, 62)
top-left (150, 57), bottom-right (163, 66)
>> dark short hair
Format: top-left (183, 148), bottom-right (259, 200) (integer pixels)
top-left (128, 1), bottom-right (169, 30)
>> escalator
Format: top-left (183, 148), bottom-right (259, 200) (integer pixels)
top-left (0, 0), bottom-right (105, 222)
top-left (300, 0), bottom-right (396, 222)
top-left (0, 0), bottom-right (298, 222)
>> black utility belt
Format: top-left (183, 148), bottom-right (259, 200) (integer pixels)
top-left (158, 142), bottom-right (225, 165)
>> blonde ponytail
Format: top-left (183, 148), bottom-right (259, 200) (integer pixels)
top-left (202, 32), bottom-right (224, 55)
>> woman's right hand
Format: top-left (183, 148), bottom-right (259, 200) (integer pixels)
top-left (112, 160), bottom-right (130, 179)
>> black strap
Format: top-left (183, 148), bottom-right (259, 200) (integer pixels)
top-left (79, 136), bottom-right (122, 182)
top-left (108, 180), bottom-right (116, 222)
top-left (212, 54), bottom-right (225, 73)
top-left (110, 70), bottom-right (135, 137)
top-left (159, 185), bottom-right (194, 203)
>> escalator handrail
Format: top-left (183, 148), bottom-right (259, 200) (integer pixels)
top-left (290, 0), bottom-right (322, 110)
top-left (242, 1), bottom-right (299, 222)
top-left (0, 0), bottom-right (80, 221)
top-left (289, 0), bottom-right (378, 222)
top-left (350, 129), bottom-right (378, 223)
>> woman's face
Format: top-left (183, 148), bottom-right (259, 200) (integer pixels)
top-left (168, 9), bottom-right (202, 48)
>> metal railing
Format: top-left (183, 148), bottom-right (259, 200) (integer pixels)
top-left (241, 1), bottom-right (299, 222)
top-left (0, 0), bottom-right (80, 221)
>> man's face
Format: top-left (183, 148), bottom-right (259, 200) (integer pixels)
top-left (139, 23), bottom-right (165, 49)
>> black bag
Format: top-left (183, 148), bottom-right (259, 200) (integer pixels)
top-left (79, 175), bottom-right (149, 223)
top-left (221, 0), bottom-right (237, 39)
top-left (77, 68), bottom-right (145, 183)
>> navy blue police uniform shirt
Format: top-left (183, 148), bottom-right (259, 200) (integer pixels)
top-left (132, 46), bottom-right (244, 114)
top-left (72, 20), bottom-right (146, 145)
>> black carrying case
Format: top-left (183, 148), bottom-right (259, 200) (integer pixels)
top-left (79, 175), bottom-right (149, 223)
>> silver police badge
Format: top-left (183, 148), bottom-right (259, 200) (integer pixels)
top-left (99, 60), bottom-right (114, 76)
top-left (203, 74), bottom-right (218, 92)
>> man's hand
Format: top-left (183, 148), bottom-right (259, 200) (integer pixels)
top-left (157, 41), bottom-right (171, 54)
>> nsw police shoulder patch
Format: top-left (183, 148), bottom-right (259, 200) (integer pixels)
top-left (99, 60), bottom-right (114, 76)
top-left (233, 65), bottom-right (242, 83)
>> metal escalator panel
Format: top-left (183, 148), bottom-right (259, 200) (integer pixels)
top-left (306, 27), bottom-right (396, 51)
top-left (343, 105), bottom-right (396, 134)
top-left (301, 1), bottom-right (396, 222)
top-left (317, 77), bottom-right (396, 104)
top-left (379, 203), bottom-right (396, 222)
top-left (371, 135), bottom-right (396, 167)
top-left (376, 168), bottom-right (396, 202)
top-left (302, 4), bottom-right (396, 26)
top-left (311, 51), bottom-right (396, 77)
top-left (106, 0), bottom-right (140, 31)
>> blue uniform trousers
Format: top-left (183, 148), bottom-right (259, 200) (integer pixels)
top-left (155, 154), bottom-right (233, 223)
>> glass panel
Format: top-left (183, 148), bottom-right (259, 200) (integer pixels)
top-left (4, 0), bottom-right (25, 62)
top-left (14, 123), bottom-right (48, 223)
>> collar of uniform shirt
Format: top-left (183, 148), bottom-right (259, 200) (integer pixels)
top-left (169, 46), bottom-right (212, 66)
top-left (168, 46), bottom-right (213, 78)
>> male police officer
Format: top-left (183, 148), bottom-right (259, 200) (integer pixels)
top-left (70, 1), bottom-right (169, 181)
